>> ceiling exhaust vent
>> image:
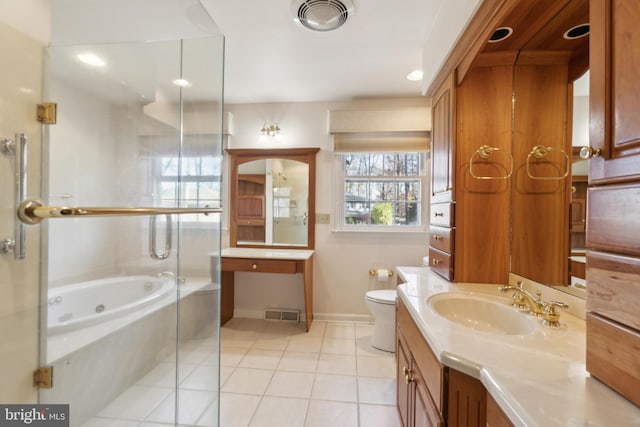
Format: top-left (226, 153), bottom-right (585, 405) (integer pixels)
top-left (292, 0), bottom-right (355, 32)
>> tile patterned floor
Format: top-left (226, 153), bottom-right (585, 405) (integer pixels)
top-left (219, 319), bottom-right (401, 427)
top-left (82, 318), bottom-right (401, 427)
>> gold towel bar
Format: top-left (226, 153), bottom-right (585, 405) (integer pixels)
top-left (17, 199), bottom-right (222, 225)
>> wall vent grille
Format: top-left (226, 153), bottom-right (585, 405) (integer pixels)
top-left (265, 308), bottom-right (300, 322)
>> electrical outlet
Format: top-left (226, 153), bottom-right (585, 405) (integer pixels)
top-left (316, 213), bottom-right (330, 224)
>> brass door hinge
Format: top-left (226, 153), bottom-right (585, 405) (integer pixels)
top-left (33, 366), bottom-right (53, 389)
top-left (37, 102), bottom-right (57, 124)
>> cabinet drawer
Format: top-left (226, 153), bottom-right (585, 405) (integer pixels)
top-left (586, 313), bottom-right (640, 407)
top-left (587, 183), bottom-right (640, 256)
top-left (221, 257), bottom-right (297, 274)
top-left (397, 299), bottom-right (445, 412)
top-left (429, 226), bottom-right (454, 253)
top-left (428, 247), bottom-right (453, 281)
top-left (430, 202), bottom-right (454, 227)
top-left (586, 251), bottom-right (640, 330)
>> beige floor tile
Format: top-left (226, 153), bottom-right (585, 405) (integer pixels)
top-left (356, 335), bottom-right (394, 358)
top-left (265, 371), bottom-right (315, 398)
top-left (220, 347), bottom-right (249, 367)
top-left (218, 392), bottom-right (261, 427)
top-left (311, 374), bottom-right (358, 402)
top-left (97, 386), bottom-right (172, 421)
top-left (277, 351), bottom-right (319, 372)
top-left (321, 337), bottom-right (357, 355)
top-left (249, 396), bottom-right (308, 427)
top-left (357, 355), bottom-right (396, 378)
top-left (325, 323), bottom-right (356, 339)
top-left (238, 349), bottom-right (283, 370)
top-left (222, 367), bottom-right (274, 395)
top-left (358, 404), bottom-right (402, 427)
top-left (358, 376), bottom-right (396, 405)
top-left (252, 333), bottom-right (291, 350)
top-left (180, 364), bottom-right (219, 391)
top-left (316, 353), bottom-right (357, 375)
top-left (287, 335), bottom-right (323, 353)
top-left (305, 400), bottom-right (358, 427)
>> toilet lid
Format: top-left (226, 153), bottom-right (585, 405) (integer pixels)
top-left (366, 290), bottom-right (397, 305)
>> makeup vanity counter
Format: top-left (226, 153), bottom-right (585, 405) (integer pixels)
top-left (395, 266), bottom-right (640, 427)
top-left (220, 247), bottom-right (314, 331)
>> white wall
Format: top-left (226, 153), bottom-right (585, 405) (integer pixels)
top-left (225, 98), bottom-right (430, 321)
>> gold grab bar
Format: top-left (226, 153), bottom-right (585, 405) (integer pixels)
top-left (526, 145), bottom-right (569, 180)
top-left (469, 145), bottom-right (513, 180)
top-left (17, 199), bottom-right (222, 225)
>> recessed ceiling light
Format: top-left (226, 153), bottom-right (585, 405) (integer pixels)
top-left (172, 78), bottom-right (193, 88)
top-left (407, 70), bottom-right (423, 81)
top-left (77, 53), bottom-right (106, 67)
top-left (564, 23), bottom-right (590, 40)
top-left (488, 27), bottom-right (513, 43)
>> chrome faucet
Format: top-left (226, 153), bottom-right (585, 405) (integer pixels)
top-left (498, 282), bottom-right (568, 327)
top-left (156, 271), bottom-right (186, 285)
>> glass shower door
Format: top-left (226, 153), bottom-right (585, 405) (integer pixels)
top-left (35, 35), bottom-right (224, 427)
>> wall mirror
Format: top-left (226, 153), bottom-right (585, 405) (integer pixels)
top-left (486, 0), bottom-right (589, 298)
top-left (227, 147), bottom-right (319, 249)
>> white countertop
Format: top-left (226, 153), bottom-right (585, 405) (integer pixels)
top-left (395, 266), bottom-right (640, 427)
top-left (221, 247), bottom-right (314, 260)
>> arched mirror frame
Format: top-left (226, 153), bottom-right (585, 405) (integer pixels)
top-left (227, 147), bottom-right (319, 249)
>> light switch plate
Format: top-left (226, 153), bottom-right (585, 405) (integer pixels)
top-left (316, 213), bottom-right (330, 224)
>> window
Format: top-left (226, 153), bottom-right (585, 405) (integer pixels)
top-left (156, 155), bottom-right (222, 223)
top-left (335, 152), bottom-right (427, 230)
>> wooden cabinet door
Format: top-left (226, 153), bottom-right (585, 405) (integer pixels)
top-left (396, 331), bottom-right (411, 427)
top-left (412, 363), bottom-right (445, 427)
top-left (431, 73), bottom-right (455, 203)
top-left (589, 0), bottom-right (640, 183)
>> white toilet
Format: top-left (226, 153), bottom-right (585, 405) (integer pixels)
top-left (365, 289), bottom-right (397, 352)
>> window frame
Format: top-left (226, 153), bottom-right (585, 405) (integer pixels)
top-left (333, 151), bottom-right (429, 233)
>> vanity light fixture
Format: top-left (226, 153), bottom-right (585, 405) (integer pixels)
top-left (261, 123), bottom-right (281, 137)
top-left (77, 53), bottom-right (106, 67)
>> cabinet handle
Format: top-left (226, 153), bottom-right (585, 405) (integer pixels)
top-left (434, 235), bottom-right (442, 241)
top-left (434, 212), bottom-right (444, 217)
top-left (403, 367), bottom-right (414, 384)
top-left (252, 264), bottom-right (257, 270)
top-left (432, 259), bottom-right (442, 265)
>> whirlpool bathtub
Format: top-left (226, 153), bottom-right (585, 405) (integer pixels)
top-left (47, 275), bottom-right (175, 335)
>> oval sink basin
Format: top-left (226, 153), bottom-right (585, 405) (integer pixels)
top-left (427, 293), bottom-right (538, 335)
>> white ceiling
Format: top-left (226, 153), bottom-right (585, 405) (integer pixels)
top-left (199, 0), bottom-right (479, 104)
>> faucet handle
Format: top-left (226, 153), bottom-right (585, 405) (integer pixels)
top-left (541, 301), bottom-right (568, 327)
top-left (547, 300), bottom-right (569, 309)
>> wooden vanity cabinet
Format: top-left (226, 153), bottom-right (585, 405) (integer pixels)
top-left (428, 63), bottom-right (512, 284)
top-left (585, 0), bottom-right (640, 407)
top-left (396, 298), bottom-right (492, 427)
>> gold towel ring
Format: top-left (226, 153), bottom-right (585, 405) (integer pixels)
top-left (526, 145), bottom-right (569, 180)
top-left (469, 145), bottom-right (513, 180)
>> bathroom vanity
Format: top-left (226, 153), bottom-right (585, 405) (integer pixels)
top-left (220, 247), bottom-right (314, 331)
top-left (395, 266), bottom-right (640, 427)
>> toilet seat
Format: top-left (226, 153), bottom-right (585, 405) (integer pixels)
top-left (365, 289), bottom-right (396, 305)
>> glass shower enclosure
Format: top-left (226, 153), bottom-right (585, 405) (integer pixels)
top-left (34, 6), bottom-right (225, 426)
